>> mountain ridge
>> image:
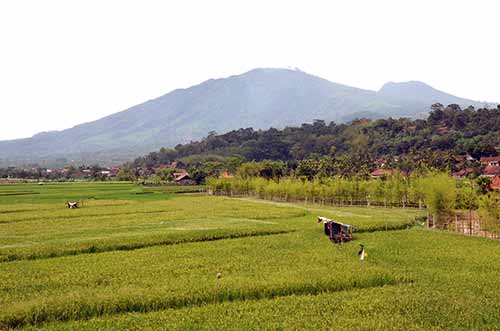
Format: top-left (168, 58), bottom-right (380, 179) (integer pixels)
top-left (0, 68), bottom-right (495, 166)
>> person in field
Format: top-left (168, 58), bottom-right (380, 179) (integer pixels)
top-left (358, 244), bottom-right (367, 261)
top-left (67, 201), bottom-right (78, 209)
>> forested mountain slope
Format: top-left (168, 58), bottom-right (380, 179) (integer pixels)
top-left (0, 68), bottom-right (492, 166)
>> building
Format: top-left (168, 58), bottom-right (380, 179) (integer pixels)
top-left (490, 176), bottom-right (500, 191)
top-left (110, 167), bottom-right (120, 177)
top-left (173, 171), bottom-right (196, 185)
top-left (483, 165), bottom-right (500, 177)
top-left (436, 126), bottom-right (450, 134)
top-left (480, 156), bottom-right (500, 166)
top-left (370, 168), bottom-right (391, 179)
top-left (452, 168), bottom-right (474, 179)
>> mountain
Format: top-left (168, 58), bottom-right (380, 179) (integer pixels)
top-left (377, 81), bottom-right (490, 118)
top-left (0, 68), bottom-right (494, 166)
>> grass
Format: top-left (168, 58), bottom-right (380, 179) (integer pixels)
top-left (1, 231), bottom-right (401, 328)
top-left (2, 183), bottom-right (500, 330)
top-left (0, 182), bottom-right (205, 204)
top-left (16, 229), bottom-right (500, 331)
top-left (0, 196), bottom-right (306, 262)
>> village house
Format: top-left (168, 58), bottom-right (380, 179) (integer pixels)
top-left (110, 167), bottom-right (120, 177)
top-left (490, 176), bottom-right (500, 191)
top-left (173, 171), bottom-right (196, 185)
top-left (480, 156), bottom-right (500, 166)
top-left (482, 164), bottom-right (500, 177)
top-left (436, 126), bottom-right (450, 134)
top-left (370, 168), bottom-right (391, 179)
top-left (370, 168), bottom-right (408, 179)
top-left (452, 168), bottom-right (474, 179)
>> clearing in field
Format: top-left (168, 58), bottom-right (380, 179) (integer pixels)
top-left (1, 183), bottom-right (500, 330)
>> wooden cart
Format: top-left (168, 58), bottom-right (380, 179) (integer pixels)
top-left (317, 216), bottom-right (354, 244)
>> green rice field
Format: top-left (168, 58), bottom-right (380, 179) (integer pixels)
top-left (1, 183), bottom-right (500, 330)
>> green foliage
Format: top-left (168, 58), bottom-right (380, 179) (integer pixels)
top-left (478, 193), bottom-right (500, 234)
top-left (476, 176), bottom-right (492, 194)
top-left (455, 179), bottom-right (479, 210)
top-left (201, 161), bottom-right (225, 177)
top-left (134, 105), bottom-right (500, 176)
top-left (257, 160), bottom-right (287, 179)
top-left (154, 168), bottom-right (176, 182)
top-left (117, 167), bottom-right (135, 181)
top-left (236, 161), bottom-right (262, 179)
top-left (225, 155), bottom-right (245, 173)
top-left (420, 172), bottom-right (456, 224)
top-left (209, 175), bottom-right (429, 208)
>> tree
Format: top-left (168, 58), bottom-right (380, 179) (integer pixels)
top-left (189, 167), bottom-right (208, 185)
top-left (202, 161), bottom-right (224, 178)
top-left (155, 168), bottom-right (176, 182)
top-left (478, 193), bottom-right (500, 234)
top-left (237, 162), bottom-right (261, 179)
top-left (225, 155), bottom-right (245, 173)
top-left (422, 172), bottom-right (456, 227)
top-left (259, 160), bottom-right (286, 179)
top-left (476, 176), bottom-right (492, 194)
top-left (117, 167), bottom-right (136, 181)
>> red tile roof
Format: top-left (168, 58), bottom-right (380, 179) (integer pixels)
top-left (480, 156), bottom-right (500, 163)
top-left (371, 168), bottom-right (391, 177)
top-left (490, 176), bottom-right (500, 190)
top-left (483, 165), bottom-right (500, 177)
top-left (452, 168), bottom-right (473, 178)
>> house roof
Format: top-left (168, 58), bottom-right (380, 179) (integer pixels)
top-left (480, 156), bottom-right (500, 163)
top-left (483, 165), bottom-right (500, 176)
top-left (371, 168), bottom-right (390, 177)
top-left (173, 172), bottom-right (190, 181)
top-left (452, 168), bottom-right (473, 178)
top-left (491, 176), bottom-right (500, 190)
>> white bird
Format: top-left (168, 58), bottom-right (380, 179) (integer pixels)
top-left (216, 272), bottom-right (222, 279)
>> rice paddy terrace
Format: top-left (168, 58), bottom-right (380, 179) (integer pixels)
top-left (1, 183), bottom-right (500, 330)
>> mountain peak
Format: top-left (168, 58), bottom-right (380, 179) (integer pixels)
top-left (376, 80), bottom-right (480, 109)
top-left (379, 81), bottom-right (436, 93)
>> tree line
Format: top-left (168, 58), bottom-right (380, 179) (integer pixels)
top-left (132, 104), bottom-right (500, 177)
top-left (207, 173), bottom-right (500, 233)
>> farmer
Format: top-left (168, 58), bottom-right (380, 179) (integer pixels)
top-left (67, 201), bottom-right (78, 209)
top-left (358, 244), bottom-right (367, 261)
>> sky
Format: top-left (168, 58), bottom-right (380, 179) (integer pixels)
top-left (0, 0), bottom-right (499, 140)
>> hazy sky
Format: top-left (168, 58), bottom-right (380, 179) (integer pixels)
top-left (1, 0), bottom-right (499, 140)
